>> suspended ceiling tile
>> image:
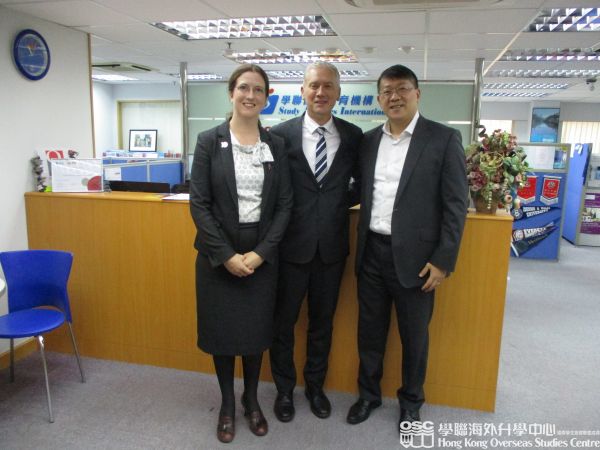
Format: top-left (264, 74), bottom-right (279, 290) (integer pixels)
top-left (77, 23), bottom-right (181, 44)
top-left (200, 0), bottom-right (323, 17)
top-left (328, 11), bottom-right (426, 35)
top-left (6, 0), bottom-right (138, 27)
top-left (343, 34), bottom-right (425, 52)
top-left (427, 33), bottom-right (514, 50)
top-left (260, 36), bottom-right (350, 52)
top-left (429, 8), bottom-right (540, 34)
top-left (93, 0), bottom-right (224, 22)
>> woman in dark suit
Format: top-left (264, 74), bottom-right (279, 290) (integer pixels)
top-left (189, 64), bottom-right (292, 443)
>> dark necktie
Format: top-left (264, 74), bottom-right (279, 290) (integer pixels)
top-left (315, 127), bottom-right (327, 186)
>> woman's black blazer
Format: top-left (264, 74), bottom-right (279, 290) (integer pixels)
top-left (190, 121), bottom-right (293, 268)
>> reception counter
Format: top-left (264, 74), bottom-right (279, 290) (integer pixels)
top-left (25, 191), bottom-right (513, 412)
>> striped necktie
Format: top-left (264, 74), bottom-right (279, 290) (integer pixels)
top-left (315, 126), bottom-right (327, 186)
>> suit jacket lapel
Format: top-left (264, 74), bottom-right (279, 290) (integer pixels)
top-left (259, 127), bottom-right (275, 215)
top-left (216, 121), bottom-right (238, 208)
top-left (394, 116), bottom-right (428, 204)
top-left (289, 114), bottom-right (318, 185)
top-left (324, 116), bottom-right (347, 181)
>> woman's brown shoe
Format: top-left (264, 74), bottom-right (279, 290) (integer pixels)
top-left (216, 414), bottom-right (235, 443)
top-left (241, 396), bottom-right (268, 436)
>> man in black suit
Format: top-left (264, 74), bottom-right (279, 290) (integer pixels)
top-left (346, 65), bottom-right (468, 430)
top-left (269, 62), bottom-right (363, 422)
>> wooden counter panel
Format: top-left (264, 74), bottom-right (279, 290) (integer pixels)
top-left (25, 192), bottom-right (512, 411)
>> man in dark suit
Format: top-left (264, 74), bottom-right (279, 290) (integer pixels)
top-left (269, 62), bottom-right (363, 422)
top-left (346, 65), bottom-right (468, 430)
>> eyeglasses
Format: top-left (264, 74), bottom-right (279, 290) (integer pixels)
top-left (236, 84), bottom-right (266, 95)
top-left (379, 86), bottom-right (414, 98)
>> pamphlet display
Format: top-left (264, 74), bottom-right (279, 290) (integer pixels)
top-left (51, 159), bottom-right (103, 192)
top-left (510, 143), bottom-right (570, 259)
top-left (562, 144), bottom-right (600, 246)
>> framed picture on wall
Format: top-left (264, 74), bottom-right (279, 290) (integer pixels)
top-left (530, 108), bottom-right (560, 143)
top-left (129, 129), bottom-right (158, 151)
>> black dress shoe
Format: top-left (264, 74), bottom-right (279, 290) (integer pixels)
top-left (216, 414), bottom-right (235, 443)
top-left (346, 398), bottom-right (381, 424)
top-left (305, 389), bottom-right (331, 419)
top-left (398, 408), bottom-right (421, 432)
top-left (241, 395), bottom-right (268, 437)
top-left (274, 392), bottom-right (295, 422)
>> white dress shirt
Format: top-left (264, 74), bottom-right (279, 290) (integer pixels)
top-left (302, 114), bottom-right (341, 175)
top-left (369, 111), bottom-right (420, 235)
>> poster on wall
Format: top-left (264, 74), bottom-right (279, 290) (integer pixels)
top-left (129, 129), bottom-right (157, 152)
top-left (580, 193), bottom-right (600, 235)
top-left (530, 108), bottom-right (560, 143)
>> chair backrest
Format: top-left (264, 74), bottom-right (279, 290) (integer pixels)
top-left (0, 250), bottom-right (74, 322)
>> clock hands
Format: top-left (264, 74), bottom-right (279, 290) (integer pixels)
top-left (27, 42), bottom-right (37, 56)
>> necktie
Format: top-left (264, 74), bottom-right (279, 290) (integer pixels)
top-left (315, 127), bottom-right (327, 186)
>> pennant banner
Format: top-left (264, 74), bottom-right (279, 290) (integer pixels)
top-left (517, 175), bottom-right (537, 205)
top-left (511, 206), bottom-right (554, 221)
top-left (511, 221), bottom-right (556, 257)
top-left (540, 175), bottom-right (561, 206)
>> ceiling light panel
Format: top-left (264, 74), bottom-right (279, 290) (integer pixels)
top-left (483, 82), bottom-right (570, 90)
top-left (226, 50), bottom-right (357, 64)
top-left (482, 92), bottom-right (549, 98)
top-left (187, 73), bottom-right (223, 80)
top-left (488, 69), bottom-right (600, 78)
top-left (152, 16), bottom-right (337, 40)
top-left (267, 70), bottom-right (368, 79)
top-left (500, 48), bottom-right (600, 61)
top-left (528, 8), bottom-right (600, 32)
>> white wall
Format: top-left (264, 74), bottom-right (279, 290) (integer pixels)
top-left (559, 103), bottom-right (600, 122)
top-left (0, 6), bottom-right (93, 351)
top-left (112, 83), bottom-right (179, 101)
top-left (92, 82), bottom-right (181, 153)
top-left (92, 82), bottom-right (116, 154)
top-left (481, 102), bottom-right (530, 141)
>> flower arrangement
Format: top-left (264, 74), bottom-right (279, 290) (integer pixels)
top-left (465, 129), bottom-right (529, 211)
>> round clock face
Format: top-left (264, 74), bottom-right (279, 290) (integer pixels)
top-left (13, 29), bottom-right (51, 81)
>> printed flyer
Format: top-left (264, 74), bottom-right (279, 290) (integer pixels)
top-left (580, 193), bottom-right (600, 235)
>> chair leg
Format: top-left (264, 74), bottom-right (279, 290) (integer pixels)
top-left (37, 335), bottom-right (54, 423)
top-left (67, 322), bottom-right (86, 383)
top-left (9, 338), bottom-right (14, 382)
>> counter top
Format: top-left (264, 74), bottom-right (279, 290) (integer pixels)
top-left (26, 192), bottom-right (515, 223)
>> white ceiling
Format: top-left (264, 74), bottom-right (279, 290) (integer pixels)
top-left (3, 0), bottom-right (600, 102)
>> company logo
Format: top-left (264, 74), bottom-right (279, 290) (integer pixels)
top-left (261, 95), bottom-right (279, 114)
top-left (45, 150), bottom-right (65, 159)
top-left (399, 420), bottom-right (435, 449)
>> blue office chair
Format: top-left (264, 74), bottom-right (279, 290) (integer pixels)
top-left (0, 250), bottom-right (85, 423)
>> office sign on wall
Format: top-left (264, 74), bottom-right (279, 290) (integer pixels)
top-left (187, 81), bottom-right (473, 154)
top-left (260, 84), bottom-right (385, 119)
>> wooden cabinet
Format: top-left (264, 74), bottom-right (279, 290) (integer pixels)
top-left (25, 192), bottom-right (512, 411)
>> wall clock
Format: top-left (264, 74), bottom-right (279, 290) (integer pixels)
top-left (13, 29), bottom-right (51, 81)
